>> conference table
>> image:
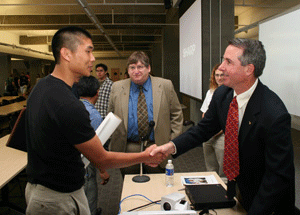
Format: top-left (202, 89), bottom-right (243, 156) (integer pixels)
top-left (120, 172), bottom-right (246, 215)
top-left (0, 100), bottom-right (27, 116)
top-left (0, 134), bottom-right (27, 213)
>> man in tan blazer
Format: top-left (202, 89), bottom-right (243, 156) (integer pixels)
top-left (108, 51), bottom-right (183, 175)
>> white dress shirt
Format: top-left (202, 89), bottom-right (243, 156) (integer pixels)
top-left (234, 79), bottom-right (258, 130)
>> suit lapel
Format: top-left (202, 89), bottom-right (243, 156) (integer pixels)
top-left (239, 81), bottom-right (263, 145)
top-left (121, 80), bottom-right (131, 131)
top-left (151, 77), bottom-right (162, 130)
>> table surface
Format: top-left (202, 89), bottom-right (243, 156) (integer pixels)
top-left (121, 172), bottom-right (246, 214)
top-left (0, 135), bottom-right (27, 189)
top-left (0, 96), bottom-right (19, 103)
top-left (0, 100), bottom-right (27, 116)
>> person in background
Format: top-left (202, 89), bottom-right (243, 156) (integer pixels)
top-left (35, 74), bottom-right (42, 84)
top-left (25, 26), bottom-right (164, 215)
top-left (106, 72), bottom-right (110, 79)
top-left (150, 38), bottom-right (295, 214)
top-left (124, 70), bottom-right (129, 79)
top-left (18, 72), bottom-right (29, 96)
top-left (4, 74), bottom-right (18, 96)
top-left (26, 72), bottom-right (31, 90)
top-left (200, 63), bottom-right (225, 178)
top-left (94, 63), bottom-right (113, 119)
top-left (13, 71), bottom-right (20, 94)
top-left (77, 76), bottom-right (107, 215)
top-left (94, 63), bottom-right (114, 150)
top-left (108, 51), bottom-right (183, 176)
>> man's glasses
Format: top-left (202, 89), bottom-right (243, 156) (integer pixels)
top-left (128, 65), bottom-right (145, 71)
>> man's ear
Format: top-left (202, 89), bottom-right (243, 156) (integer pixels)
top-left (61, 47), bottom-right (71, 62)
top-left (246, 64), bottom-right (255, 77)
top-left (147, 65), bottom-right (151, 74)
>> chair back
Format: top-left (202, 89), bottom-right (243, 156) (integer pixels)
top-left (6, 107), bottom-right (27, 152)
top-left (1, 99), bottom-right (10, 106)
top-left (16, 96), bottom-right (26, 102)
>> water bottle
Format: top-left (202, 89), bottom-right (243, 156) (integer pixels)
top-left (165, 159), bottom-right (174, 187)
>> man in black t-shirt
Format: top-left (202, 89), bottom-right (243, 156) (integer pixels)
top-left (25, 26), bottom-right (165, 215)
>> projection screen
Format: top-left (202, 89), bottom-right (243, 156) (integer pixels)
top-left (179, 0), bottom-right (202, 100)
top-left (259, 6), bottom-right (300, 116)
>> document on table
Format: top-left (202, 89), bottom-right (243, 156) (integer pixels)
top-left (181, 174), bottom-right (219, 186)
top-left (82, 112), bottom-right (122, 168)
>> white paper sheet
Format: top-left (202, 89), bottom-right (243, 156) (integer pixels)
top-left (82, 112), bottom-right (122, 168)
top-left (95, 112), bottom-right (122, 145)
top-left (181, 174), bottom-right (219, 186)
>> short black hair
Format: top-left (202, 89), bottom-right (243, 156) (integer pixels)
top-left (95, 63), bottom-right (108, 72)
top-left (51, 26), bottom-right (92, 64)
top-left (77, 76), bottom-right (100, 97)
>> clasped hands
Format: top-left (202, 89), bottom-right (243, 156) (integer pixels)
top-left (143, 142), bottom-right (175, 167)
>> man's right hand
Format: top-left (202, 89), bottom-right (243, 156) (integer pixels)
top-left (143, 144), bottom-right (166, 167)
top-left (149, 142), bottom-right (175, 158)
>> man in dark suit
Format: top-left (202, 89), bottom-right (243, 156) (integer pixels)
top-left (151, 38), bottom-right (295, 214)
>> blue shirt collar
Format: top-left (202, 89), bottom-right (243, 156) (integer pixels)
top-left (131, 76), bottom-right (151, 92)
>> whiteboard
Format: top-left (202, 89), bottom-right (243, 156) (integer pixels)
top-left (259, 6), bottom-right (300, 116)
top-left (179, 0), bottom-right (202, 100)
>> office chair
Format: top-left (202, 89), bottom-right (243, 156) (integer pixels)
top-left (6, 107), bottom-right (27, 152)
top-left (1, 99), bottom-right (10, 106)
top-left (15, 96), bottom-right (26, 102)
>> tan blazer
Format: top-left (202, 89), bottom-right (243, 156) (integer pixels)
top-left (108, 76), bottom-right (183, 166)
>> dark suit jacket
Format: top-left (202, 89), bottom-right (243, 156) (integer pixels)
top-left (173, 80), bottom-right (295, 214)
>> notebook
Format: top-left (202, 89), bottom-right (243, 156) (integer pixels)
top-left (185, 184), bottom-right (236, 210)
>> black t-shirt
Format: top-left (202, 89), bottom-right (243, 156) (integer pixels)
top-left (26, 75), bottom-right (95, 192)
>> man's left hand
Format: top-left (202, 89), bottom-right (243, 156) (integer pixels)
top-left (99, 170), bottom-right (110, 185)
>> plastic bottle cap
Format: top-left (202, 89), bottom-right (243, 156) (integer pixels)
top-left (168, 160), bottom-right (172, 164)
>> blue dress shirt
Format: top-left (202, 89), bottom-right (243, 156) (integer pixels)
top-left (80, 99), bottom-right (103, 130)
top-left (127, 77), bottom-right (154, 141)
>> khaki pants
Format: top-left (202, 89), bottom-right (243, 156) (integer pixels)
top-left (25, 182), bottom-right (90, 215)
top-left (203, 133), bottom-right (225, 177)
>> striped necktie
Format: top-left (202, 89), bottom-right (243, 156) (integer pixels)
top-left (137, 85), bottom-right (149, 139)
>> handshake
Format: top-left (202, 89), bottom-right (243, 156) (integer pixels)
top-left (142, 142), bottom-right (176, 167)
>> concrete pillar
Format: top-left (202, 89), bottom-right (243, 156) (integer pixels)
top-left (0, 55), bottom-right (12, 96)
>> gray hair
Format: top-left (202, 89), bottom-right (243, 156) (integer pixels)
top-left (228, 38), bottom-right (266, 77)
